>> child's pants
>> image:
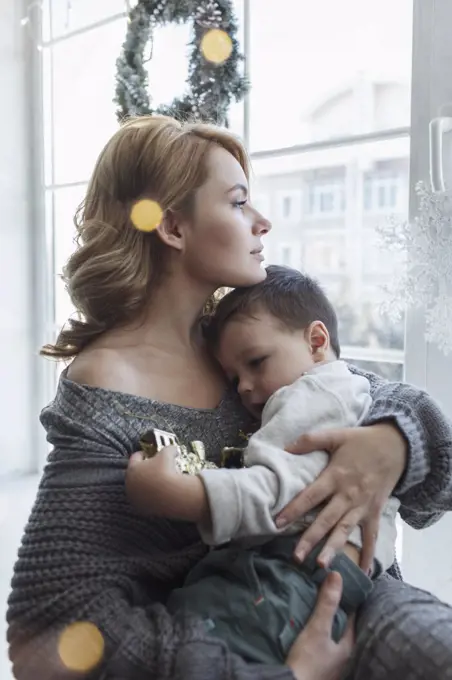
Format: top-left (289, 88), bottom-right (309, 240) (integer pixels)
top-left (167, 536), bottom-right (373, 665)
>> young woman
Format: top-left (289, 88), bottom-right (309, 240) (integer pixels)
top-left (7, 115), bottom-right (452, 680)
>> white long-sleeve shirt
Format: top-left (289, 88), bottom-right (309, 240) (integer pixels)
top-left (198, 360), bottom-right (400, 573)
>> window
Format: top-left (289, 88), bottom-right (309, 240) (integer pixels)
top-left (48, 6), bottom-right (245, 187)
top-left (306, 180), bottom-right (346, 216)
top-left (52, 185), bottom-right (88, 329)
top-left (303, 238), bottom-right (345, 275)
top-left (280, 245), bottom-right (293, 266)
top-left (50, 18), bottom-right (127, 185)
top-left (276, 190), bottom-right (302, 221)
top-left (249, 0), bottom-right (412, 382)
top-left (248, 0), bottom-right (412, 152)
top-left (363, 172), bottom-right (402, 212)
top-left (49, 0), bottom-right (129, 39)
top-left (283, 196), bottom-right (292, 218)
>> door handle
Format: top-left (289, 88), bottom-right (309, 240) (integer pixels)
top-left (429, 105), bottom-right (452, 192)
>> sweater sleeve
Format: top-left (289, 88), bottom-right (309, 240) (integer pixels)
top-left (7, 406), bottom-right (293, 680)
top-left (348, 364), bottom-right (452, 529)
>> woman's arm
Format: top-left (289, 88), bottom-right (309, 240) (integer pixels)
top-left (7, 439), bottom-right (294, 680)
top-left (348, 365), bottom-right (452, 527)
top-left (275, 367), bottom-right (452, 571)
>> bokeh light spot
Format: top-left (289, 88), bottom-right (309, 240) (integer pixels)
top-left (130, 199), bottom-right (163, 232)
top-left (58, 621), bottom-right (104, 673)
top-left (201, 29), bottom-right (233, 64)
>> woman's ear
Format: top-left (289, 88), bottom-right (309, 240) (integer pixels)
top-left (155, 210), bottom-right (187, 252)
top-left (306, 321), bottom-right (330, 359)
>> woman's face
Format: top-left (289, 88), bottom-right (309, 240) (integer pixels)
top-left (182, 146), bottom-right (271, 288)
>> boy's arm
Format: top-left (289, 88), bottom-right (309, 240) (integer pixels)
top-left (125, 449), bottom-right (211, 523)
top-left (198, 366), bottom-right (371, 545)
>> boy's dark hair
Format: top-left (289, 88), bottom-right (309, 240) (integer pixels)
top-left (205, 265), bottom-right (340, 358)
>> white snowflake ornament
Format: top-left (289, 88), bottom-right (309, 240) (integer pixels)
top-left (377, 182), bottom-right (452, 355)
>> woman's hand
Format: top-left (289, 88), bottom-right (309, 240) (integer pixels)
top-left (276, 423), bottom-right (407, 571)
top-left (286, 572), bottom-right (354, 680)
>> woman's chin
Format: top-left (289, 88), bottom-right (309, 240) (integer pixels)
top-left (225, 263), bottom-right (267, 288)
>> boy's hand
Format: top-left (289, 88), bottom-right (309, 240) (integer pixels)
top-left (126, 447), bottom-right (210, 523)
top-left (126, 446), bottom-right (180, 516)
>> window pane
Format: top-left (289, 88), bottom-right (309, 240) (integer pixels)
top-left (42, 46), bottom-right (53, 186)
top-left (346, 359), bottom-right (404, 382)
top-left (50, 0), bottom-right (129, 39)
top-left (52, 185), bottom-right (88, 329)
top-left (248, 0), bottom-right (413, 151)
top-left (50, 7), bottom-right (245, 186)
top-left (51, 19), bottom-right (126, 185)
top-left (253, 134), bottom-right (409, 357)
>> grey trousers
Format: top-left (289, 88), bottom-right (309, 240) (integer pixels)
top-left (167, 537), bottom-right (373, 665)
top-left (349, 574), bottom-right (452, 680)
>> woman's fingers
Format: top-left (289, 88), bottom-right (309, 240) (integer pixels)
top-left (317, 508), bottom-right (364, 567)
top-left (276, 472), bottom-right (335, 530)
top-left (308, 571), bottom-right (343, 634)
top-left (291, 494), bottom-right (349, 562)
top-left (286, 429), bottom-right (343, 455)
top-left (360, 515), bottom-right (380, 573)
top-left (338, 615), bottom-right (356, 659)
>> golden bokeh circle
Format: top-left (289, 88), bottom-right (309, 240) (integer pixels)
top-left (58, 621), bottom-right (105, 673)
top-left (130, 199), bottom-right (163, 232)
top-left (201, 29), bottom-right (233, 64)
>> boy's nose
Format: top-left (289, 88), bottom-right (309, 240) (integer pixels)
top-left (237, 378), bottom-right (253, 398)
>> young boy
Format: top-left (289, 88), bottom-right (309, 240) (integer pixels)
top-left (126, 265), bottom-right (400, 665)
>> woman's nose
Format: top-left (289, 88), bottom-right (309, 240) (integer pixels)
top-left (252, 208), bottom-right (272, 235)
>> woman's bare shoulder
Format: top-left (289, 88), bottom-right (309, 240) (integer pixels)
top-left (67, 347), bottom-right (139, 393)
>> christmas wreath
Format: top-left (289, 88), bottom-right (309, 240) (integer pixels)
top-left (114, 0), bottom-right (249, 125)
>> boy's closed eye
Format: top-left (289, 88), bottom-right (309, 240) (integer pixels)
top-left (248, 356), bottom-right (267, 369)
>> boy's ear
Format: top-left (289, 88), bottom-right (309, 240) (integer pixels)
top-left (306, 321), bottom-right (330, 357)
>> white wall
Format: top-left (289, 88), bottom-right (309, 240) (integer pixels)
top-left (0, 0), bottom-right (48, 476)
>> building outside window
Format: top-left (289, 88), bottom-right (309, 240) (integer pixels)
top-left (306, 180), bottom-right (346, 216)
top-left (275, 190), bottom-right (302, 221)
top-left (363, 171), bottom-right (402, 212)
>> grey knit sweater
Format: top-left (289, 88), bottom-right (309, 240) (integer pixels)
top-left (7, 366), bottom-right (452, 680)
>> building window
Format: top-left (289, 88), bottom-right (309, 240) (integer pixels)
top-left (281, 245), bottom-right (292, 266)
top-left (363, 173), bottom-right (401, 212)
top-left (276, 191), bottom-right (302, 221)
top-left (282, 196), bottom-right (292, 218)
top-left (306, 180), bottom-right (345, 216)
top-left (277, 243), bottom-right (301, 269)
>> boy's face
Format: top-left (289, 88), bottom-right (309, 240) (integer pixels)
top-left (216, 310), bottom-right (317, 419)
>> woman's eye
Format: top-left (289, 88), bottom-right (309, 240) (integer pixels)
top-left (232, 200), bottom-right (247, 211)
top-left (248, 356), bottom-right (266, 369)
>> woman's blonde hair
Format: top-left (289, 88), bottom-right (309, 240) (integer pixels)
top-left (41, 115), bottom-right (250, 359)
